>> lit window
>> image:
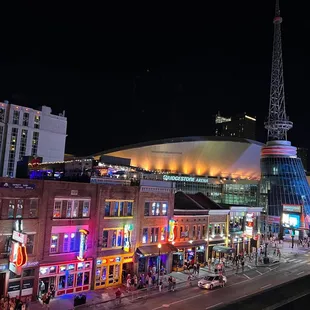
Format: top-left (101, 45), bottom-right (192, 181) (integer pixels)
top-left (8, 200), bottom-right (15, 219)
top-left (162, 203), bottom-right (167, 216)
top-left (53, 201), bottom-right (62, 218)
top-left (151, 203), bottom-right (156, 216)
top-left (82, 201), bottom-right (90, 217)
top-left (50, 235), bottom-right (59, 253)
top-left (16, 200), bottom-right (23, 218)
top-left (127, 202), bottom-right (133, 216)
top-left (142, 228), bottom-right (148, 244)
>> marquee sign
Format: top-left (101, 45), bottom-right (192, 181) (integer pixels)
top-left (163, 175), bottom-right (208, 183)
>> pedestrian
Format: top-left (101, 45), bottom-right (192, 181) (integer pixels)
top-left (115, 288), bottom-right (122, 305)
top-left (241, 260), bottom-right (245, 272)
top-left (172, 277), bottom-right (176, 291)
top-left (159, 280), bottom-right (163, 292)
top-left (197, 262), bottom-right (200, 275)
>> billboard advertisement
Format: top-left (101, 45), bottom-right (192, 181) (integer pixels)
top-left (282, 213), bottom-right (300, 229)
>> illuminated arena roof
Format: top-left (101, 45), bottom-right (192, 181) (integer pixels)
top-left (94, 136), bottom-right (265, 179)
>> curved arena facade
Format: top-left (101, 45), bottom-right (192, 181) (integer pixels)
top-left (95, 137), bottom-right (265, 179)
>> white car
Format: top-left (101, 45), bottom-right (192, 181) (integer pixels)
top-left (198, 275), bottom-right (227, 290)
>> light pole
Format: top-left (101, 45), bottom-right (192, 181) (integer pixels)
top-left (157, 243), bottom-right (161, 285)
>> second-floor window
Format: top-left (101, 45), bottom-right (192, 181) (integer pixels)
top-left (52, 199), bottom-right (90, 219)
top-left (142, 228), bottom-right (148, 244)
top-left (8, 200), bottom-right (23, 219)
top-left (144, 201), bottom-right (168, 216)
top-left (104, 200), bottom-right (133, 217)
top-left (50, 232), bottom-right (81, 254)
top-left (150, 227), bottom-right (159, 243)
top-left (101, 229), bottom-right (123, 248)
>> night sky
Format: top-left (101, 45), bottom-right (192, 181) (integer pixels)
top-left (0, 2), bottom-right (308, 156)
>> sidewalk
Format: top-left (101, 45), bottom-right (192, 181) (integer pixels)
top-left (28, 286), bottom-right (129, 310)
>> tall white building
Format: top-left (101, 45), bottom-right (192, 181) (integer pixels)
top-left (0, 100), bottom-right (67, 177)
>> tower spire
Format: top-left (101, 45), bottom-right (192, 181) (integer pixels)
top-left (264, 0), bottom-right (293, 141)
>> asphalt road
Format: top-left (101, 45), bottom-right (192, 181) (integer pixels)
top-left (119, 253), bottom-right (310, 310)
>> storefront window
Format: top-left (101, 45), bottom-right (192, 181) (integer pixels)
top-left (84, 272), bottom-right (90, 285)
top-left (23, 269), bottom-right (35, 277)
top-left (77, 262), bottom-right (84, 270)
top-left (39, 261), bottom-right (92, 295)
top-left (76, 272), bottom-right (83, 286)
top-left (59, 276), bottom-right (66, 289)
top-left (67, 274), bottom-right (74, 288)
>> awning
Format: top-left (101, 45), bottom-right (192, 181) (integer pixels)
top-left (136, 243), bottom-right (178, 257)
top-left (212, 246), bottom-right (235, 254)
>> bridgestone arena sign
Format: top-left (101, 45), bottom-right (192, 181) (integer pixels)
top-left (163, 175), bottom-right (208, 183)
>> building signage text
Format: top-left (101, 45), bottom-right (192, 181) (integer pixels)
top-left (283, 205), bottom-right (301, 213)
top-left (0, 182), bottom-right (35, 190)
top-left (163, 175), bottom-right (208, 183)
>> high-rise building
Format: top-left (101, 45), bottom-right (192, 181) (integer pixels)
top-left (214, 111), bottom-right (256, 140)
top-left (0, 101), bottom-right (67, 177)
top-left (297, 147), bottom-right (308, 172)
top-left (260, 1), bottom-right (310, 234)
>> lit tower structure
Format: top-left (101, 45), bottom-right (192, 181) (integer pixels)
top-left (260, 0), bottom-right (310, 235)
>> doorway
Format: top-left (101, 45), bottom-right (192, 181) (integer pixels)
top-left (38, 277), bottom-right (55, 297)
top-left (0, 273), bottom-right (6, 296)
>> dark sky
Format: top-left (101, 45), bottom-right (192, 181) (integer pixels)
top-left (0, 2), bottom-right (309, 156)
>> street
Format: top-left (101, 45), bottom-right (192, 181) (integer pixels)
top-left (115, 251), bottom-right (310, 310)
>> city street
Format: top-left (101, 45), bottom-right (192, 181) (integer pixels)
top-left (116, 251), bottom-right (310, 310)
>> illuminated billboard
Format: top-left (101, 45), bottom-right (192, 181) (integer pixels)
top-left (282, 213), bottom-right (300, 229)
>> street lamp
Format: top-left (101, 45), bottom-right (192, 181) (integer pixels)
top-left (157, 243), bottom-right (162, 285)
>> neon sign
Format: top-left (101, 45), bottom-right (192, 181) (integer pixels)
top-left (168, 219), bottom-right (176, 242)
top-left (77, 229), bottom-right (89, 261)
top-left (124, 224), bottom-right (133, 252)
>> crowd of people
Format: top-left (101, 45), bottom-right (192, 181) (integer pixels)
top-left (0, 296), bottom-right (30, 310)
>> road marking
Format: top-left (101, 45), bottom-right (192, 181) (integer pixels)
top-left (295, 260), bottom-right (303, 263)
top-left (256, 270), bottom-right (262, 275)
top-left (243, 274), bottom-right (251, 279)
top-left (152, 279), bottom-right (250, 310)
top-left (162, 305), bottom-right (170, 308)
top-left (289, 258), bottom-right (297, 262)
top-left (307, 262), bottom-right (310, 265)
top-left (297, 271), bottom-right (305, 275)
top-left (267, 267), bottom-right (272, 271)
top-left (261, 283), bottom-right (272, 289)
top-left (206, 302), bottom-right (223, 309)
top-left (247, 265), bottom-right (253, 269)
top-left (305, 254), bottom-right (309, 256)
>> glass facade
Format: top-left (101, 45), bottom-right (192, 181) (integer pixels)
top-left (222, 184), bottom-right (258, 206)
top-left (174, 181), bottom-right (222, 203)
top-left (260, 156), bottom-right (310, 217)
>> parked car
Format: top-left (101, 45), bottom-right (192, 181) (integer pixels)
top-left (198, 275), bottom-right (227, 290)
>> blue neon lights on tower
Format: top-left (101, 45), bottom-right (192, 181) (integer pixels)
top-left (260, 0), bottom-right (310, 228)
